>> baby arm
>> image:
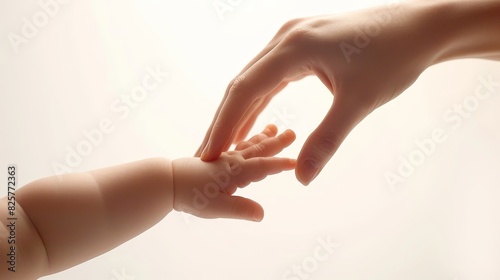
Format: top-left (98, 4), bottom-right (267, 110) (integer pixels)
top-left (0, 125), bottom-right (295, 279)
top-left (1, 158), bottom-right (175, 279)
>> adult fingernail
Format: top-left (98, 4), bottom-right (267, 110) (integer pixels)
top-left (300, 159), bottom-right (320, 186)
top-left (252, 216), bottom-right (262, 222)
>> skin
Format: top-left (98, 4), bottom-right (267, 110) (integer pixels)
top-left (0, 125), bottom-right (296, 280)
top-left (196, 0), bottom-right (500, 186)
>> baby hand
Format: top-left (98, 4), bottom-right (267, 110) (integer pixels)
top-left (172, 125), bottom-right (296, 221)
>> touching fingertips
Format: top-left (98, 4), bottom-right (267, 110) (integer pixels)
top-left (282, 159), bottom-right (296, 170)
top-left (276, 158), bottom-right (296, 170)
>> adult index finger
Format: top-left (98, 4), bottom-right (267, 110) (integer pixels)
top-left (200, 48), bottom-right (295, 161)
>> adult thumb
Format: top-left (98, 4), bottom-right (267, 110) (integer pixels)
top-left (296, 97), bottom-right (368, 186)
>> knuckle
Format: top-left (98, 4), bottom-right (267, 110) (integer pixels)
top-left (253, 143), bottom-right (265, 155)
top-left (284, 26), bottom-right (313, 45)
top-left (227, 155), bottom-right (244, 175)
top-left (212, 120), bottom-right (226, 131)
top-left (257, 157), bottom-right (270, 174)
top-left (231, 199), bottom-right (247, 217)
top-left (280, 18), bottom-right (304, 32)
top-left (281, 26), bottom-right (320, 59)
top-left (229, 74), bottom-right (249, 96)
top-left (212, 121), bottom-right (234, 141)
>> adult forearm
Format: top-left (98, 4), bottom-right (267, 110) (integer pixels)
top-left (414, 0), bottom-right (500, 65)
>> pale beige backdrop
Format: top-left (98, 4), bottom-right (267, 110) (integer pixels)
top-left (1, 1), bottom-right (499, 280)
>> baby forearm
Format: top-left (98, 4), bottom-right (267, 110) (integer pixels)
top-left (15, 157), bottom-right (174, 276)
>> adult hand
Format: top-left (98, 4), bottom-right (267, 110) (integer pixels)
top-left (196, 0), bottom-right (500, 185)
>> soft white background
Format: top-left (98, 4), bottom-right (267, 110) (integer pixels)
top-left (1, 0), bottom-right (500, 279)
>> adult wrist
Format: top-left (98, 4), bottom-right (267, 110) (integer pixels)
top-left (410, 0), bottom-right (500, 66)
